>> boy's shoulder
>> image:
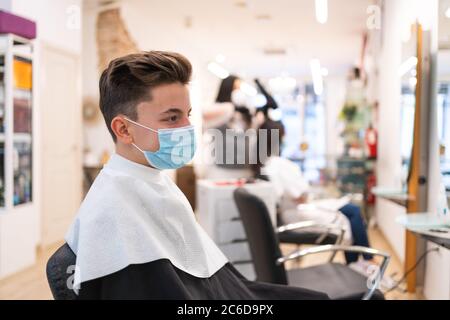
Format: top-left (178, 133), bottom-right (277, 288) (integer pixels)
top-left (79, 168), bottom-right (170, 219)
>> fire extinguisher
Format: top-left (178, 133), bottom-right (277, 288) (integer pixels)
top-left (365, 124), bottom-right (377, 159)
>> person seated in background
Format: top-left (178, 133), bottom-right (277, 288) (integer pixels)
top-left (64, 51), bottom-right (328, 300)
top-left (262, 155), bottom-right (374, 267)
top-left (252, 82), bottom-right (374, 270)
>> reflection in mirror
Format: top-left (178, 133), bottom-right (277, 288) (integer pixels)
top-left (400, 24), bottom-right (418, 191)
top-left (438, 0), bottom-right (450, 207)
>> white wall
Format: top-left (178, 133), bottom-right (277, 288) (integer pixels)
top-left (81, 4), bottom-right (114, 163)
top-left (11, 0), bottom-right (82, 54)
top-left (373, 0), bottom-right (407, 261)
top-left (0, 0), bottom-right (10, 10)
top-left (0, 0), bottom-right (82, 278)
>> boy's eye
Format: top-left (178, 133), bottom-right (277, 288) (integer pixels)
top-left (164, 111), bottom-right (191, 123)
top-left (167, 115), bottom-right (178, 122)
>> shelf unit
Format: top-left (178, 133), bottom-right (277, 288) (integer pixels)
top-left (0, 33), bottom-right (37, 279)
top-left (0, 34), bottom-right (34, 210)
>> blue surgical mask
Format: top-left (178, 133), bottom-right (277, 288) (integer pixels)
top-left (125, 118), bottom-right (196, 170)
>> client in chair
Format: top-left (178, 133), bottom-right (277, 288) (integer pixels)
top-left (263, 156), bottom-right (374, 266)
top-left (60, 51), bottom-right (328, 300)
top-left (254, 118), bottom-right (375, 272)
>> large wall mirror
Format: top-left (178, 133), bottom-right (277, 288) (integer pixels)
top-left (400, 24), bottom-right (419, 192)
top-left (438, 0), bottom-right (450, 203)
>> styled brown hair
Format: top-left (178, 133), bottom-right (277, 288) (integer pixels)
top-left (99, 51), bottom-right (192, 142)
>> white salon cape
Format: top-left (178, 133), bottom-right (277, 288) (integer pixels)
top-left (64, 153), bottom-right (328, 300)
top-left (262, 156), bottom-right (352, 244)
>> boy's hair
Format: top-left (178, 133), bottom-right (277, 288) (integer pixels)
top-left (99, 51), bottom-right (192, 142)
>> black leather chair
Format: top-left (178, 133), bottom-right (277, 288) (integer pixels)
top-left (233, 188), bottom-right (390, 300)
top-left (276, 210), bottom-right (340, 246)
top-left (46, 243), bottom-right (78, 300)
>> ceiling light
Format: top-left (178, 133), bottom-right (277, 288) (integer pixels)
top-left (315, 0), bottom-right (328, 24)
top-left (207, 62), bottom-right (229, 79)
top-left (445, 7), bottom-right (450, 18)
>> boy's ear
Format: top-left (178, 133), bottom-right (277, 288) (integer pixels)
top-left (111, 116), bottom-right (133, 144)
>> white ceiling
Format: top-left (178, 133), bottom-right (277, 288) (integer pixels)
top-left (91, 0), bottom-right (372, 78)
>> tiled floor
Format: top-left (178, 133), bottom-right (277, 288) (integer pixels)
top-left (0, 242), bottom-right (62, 300)
top-left (0, 228), bottom-right (421, 300)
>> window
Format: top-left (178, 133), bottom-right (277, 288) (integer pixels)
top-left (279, 84), bottom-right (326, 183)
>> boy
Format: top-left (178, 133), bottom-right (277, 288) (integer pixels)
top-left (65, 51), bottom-right (328, 300)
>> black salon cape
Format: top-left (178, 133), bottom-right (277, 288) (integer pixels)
top-left (76, 259), bottom-right (329, 300)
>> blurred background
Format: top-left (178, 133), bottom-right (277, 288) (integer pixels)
top-left (0, 0), bottom-right (449, 300)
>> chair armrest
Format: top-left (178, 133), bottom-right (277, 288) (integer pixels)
top-left (277, 221), bottom-right (343, 234)
top-left (276, 245), bottom-right (391, 300)
top-left (276, 221), bottom-right (346, 247)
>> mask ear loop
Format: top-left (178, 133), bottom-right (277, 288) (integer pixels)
top-left (123, 117), bottom-right (158, 154)
top-left (131, 142), bottom-right (144, 153)
top-left (124, 117), bottom-right (158, 133)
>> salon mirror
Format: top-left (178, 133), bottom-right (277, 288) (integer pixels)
top-left (400, 23), bottom-right (419, 191)
top-left (437, 0), bottom-right (450, 204)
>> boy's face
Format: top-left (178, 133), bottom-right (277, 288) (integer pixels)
top-left (121, 82), bottom-right (192, 153)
